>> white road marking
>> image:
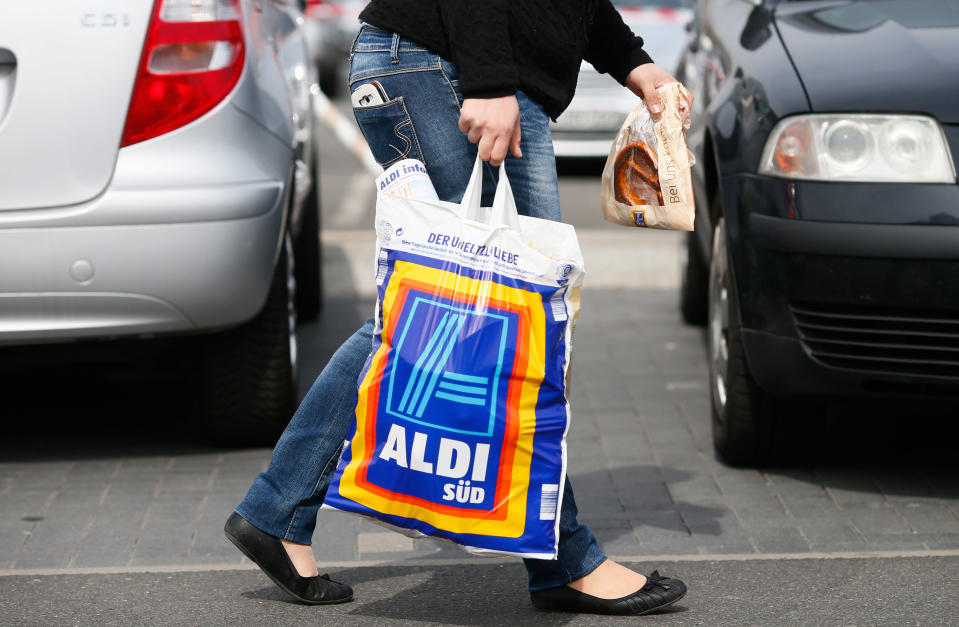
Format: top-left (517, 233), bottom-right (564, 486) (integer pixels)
top-left (4, 549), bottom-right (958, 577)
top-left (357, 531), bottom-right (416, 553)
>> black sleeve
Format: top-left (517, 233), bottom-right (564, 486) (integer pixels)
top-left (584, 0), bottom-right (654, 85)
top-left (438, 0), bottom-right (519, 99)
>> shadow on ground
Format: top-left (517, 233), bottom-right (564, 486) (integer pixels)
top-left (2, 563), bottom-right (693, 626)
top-left (754, 394), bottom-right (959, 482)
top-left (239, 561), bottom-right (688, 625)
top-left (0, 295), bottom-right (371, 463)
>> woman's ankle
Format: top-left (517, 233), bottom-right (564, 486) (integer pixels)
top-left (280, 539), bottom-right (319, 577)
top-left (566, 559), bottom-right (648, 599)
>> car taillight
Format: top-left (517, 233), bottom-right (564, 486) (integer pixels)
top-left (304, 0), bottom-right (325, 18)
top-left (121, 0), bottom-right (245, 147)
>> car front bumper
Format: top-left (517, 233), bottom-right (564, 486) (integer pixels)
top-left (0, 180), bottom-right (285, 345)
top-left (725, 174), bottom-right (959, 399)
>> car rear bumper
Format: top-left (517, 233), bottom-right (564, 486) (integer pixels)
top-left (0, 181), bottom-right (285, 345)
top-left (728, 184), bottom-right (959, 399)
top-left (551, 133), bottom-right (615, 159)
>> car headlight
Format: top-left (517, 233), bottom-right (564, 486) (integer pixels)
top-left (758, 114), bottom-right (956, 183)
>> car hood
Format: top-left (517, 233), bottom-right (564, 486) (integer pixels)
top-left (775, 0), bottom-right (959, 123)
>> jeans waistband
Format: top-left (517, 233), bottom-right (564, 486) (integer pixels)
top-left (351, 24), bottom-right (429, 55)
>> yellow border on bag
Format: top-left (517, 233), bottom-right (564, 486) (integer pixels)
top-left (338, 260), bottom-right (546, 537)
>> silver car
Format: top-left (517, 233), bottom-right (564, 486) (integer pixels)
top-left (0, 0), bottom-right (321, 443)
top-left (551, 0), bottom-right (694, 159)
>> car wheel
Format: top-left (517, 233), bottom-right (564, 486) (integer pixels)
top-left (679, 230), bottom-right (709, 326)
top-left (294, 154), bottom-right (323, 322)
top-left (708, 217), bottom-right (770, 465)
top-left (199, 233), bottom-right (298, 446)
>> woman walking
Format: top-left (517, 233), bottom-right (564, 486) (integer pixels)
top-left (226, 0), bottom-right (691, 615)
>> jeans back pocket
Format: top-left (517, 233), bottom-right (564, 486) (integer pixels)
top-left (352, 97), bottom-right (423, 169)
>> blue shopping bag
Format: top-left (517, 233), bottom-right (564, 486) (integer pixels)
top-left (323, 157), bottom-right (585, 558)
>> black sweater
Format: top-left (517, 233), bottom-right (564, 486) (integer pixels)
top-left (357, 0), bottom-right (653, 120)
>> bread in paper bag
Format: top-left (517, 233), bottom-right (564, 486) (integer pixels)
top-left (600, 82), bottom-right (695, 230)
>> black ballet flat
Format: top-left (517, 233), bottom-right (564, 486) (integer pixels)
top-left (530, 570), bottom-right (687, 615)
top-left (224, 512), bottom-right (353, 605)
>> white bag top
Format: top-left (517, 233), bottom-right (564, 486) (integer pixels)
top-left (374, 156), bottom-right (585, 289)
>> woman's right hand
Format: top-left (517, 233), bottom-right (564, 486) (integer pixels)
top-left (458, 95), bottom-right (523, 166)
top-left (626, 63), bottom-right (693, 124)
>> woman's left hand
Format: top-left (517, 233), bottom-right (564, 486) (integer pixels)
top-left (626, 63), bottom-right (693, 122)
top-left (459, 95), bottom-right (523, 166)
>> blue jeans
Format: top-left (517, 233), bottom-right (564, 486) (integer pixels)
top-left (235, 25), bottom-right (606, 593)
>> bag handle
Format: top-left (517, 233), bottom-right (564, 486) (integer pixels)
top-left (461, 155), bottom-right (522, 231)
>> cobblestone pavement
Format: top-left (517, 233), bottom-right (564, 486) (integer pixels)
top-left (2, 272), bottom-right (958, 574)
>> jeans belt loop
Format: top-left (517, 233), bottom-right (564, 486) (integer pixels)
top-left (390, 32), bottom-right (400, 64)
top-left (349, 23), bottom-right (367, 58)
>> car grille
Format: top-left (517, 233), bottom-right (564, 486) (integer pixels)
top-left (790, 302), bottom-right (959, 379)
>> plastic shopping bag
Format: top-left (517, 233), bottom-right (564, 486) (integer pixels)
top-left (601, 82), bottom-right (695, 230)
top-left (323, 157), bottom-right (585, 559)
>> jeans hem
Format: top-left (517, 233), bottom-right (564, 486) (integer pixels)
top-left (527, 555), bottom-right (608, 593)
top-left (230, 507), bottom-right (297, 543)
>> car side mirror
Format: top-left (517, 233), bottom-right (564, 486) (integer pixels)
top-left (740, 0), bottom-right (775, 51)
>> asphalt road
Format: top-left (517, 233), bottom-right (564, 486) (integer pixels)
top-left (2, 95), bottom-right (959, 625)
top-left (4, 557), bottom-right (957, 625)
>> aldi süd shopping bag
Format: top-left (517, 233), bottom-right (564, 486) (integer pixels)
top-left (601, 82), bottom-right (695, 230)
top-left (323, 157), bottom-right (584, 558)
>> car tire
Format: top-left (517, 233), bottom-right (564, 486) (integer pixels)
top-left (708, 217), bottom-right (771, 466)
top-left (679, 230), bottom-right (709, 326)
top-left (199, 233), bottom-right (298, 446)
top-left (294, 155), bottom-right (323, 322)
